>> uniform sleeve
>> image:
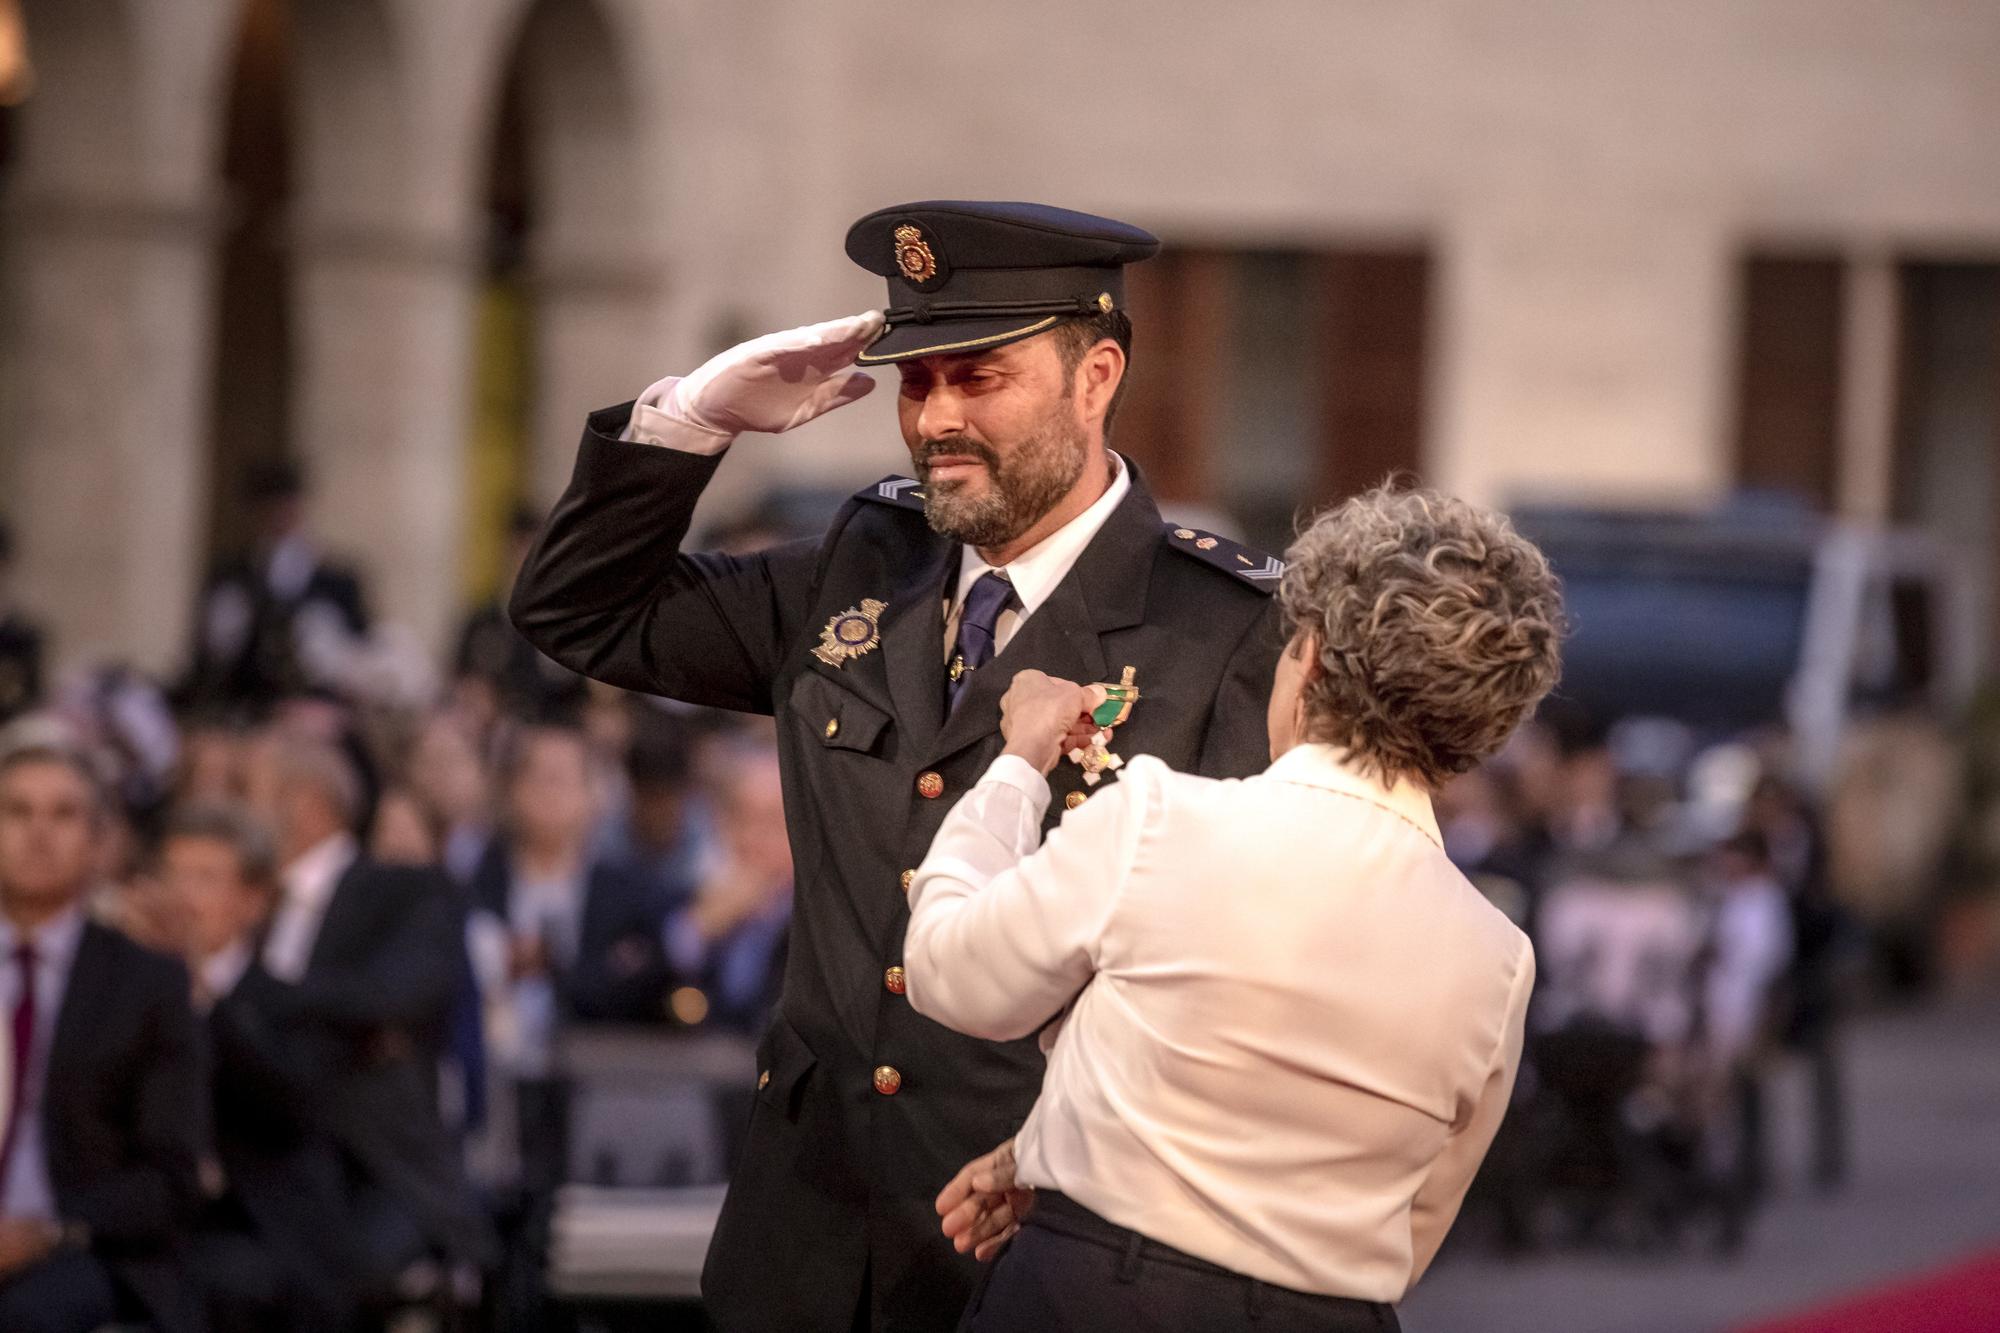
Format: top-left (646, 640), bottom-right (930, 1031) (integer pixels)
top-left (1196, 599), bottom-right (1283, 779)
top-left (902, 755), bottom-right (1155, 1042)
top-left (508, 404), bottom-right (824, 713)
top-left (1408, 940), bottom-right (1535, 1284)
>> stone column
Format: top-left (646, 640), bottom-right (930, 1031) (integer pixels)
top-left (1835, 250), bottom-right (1900, 525)
top-left (525, 242), bottom-right (670, 508)
top-left (1431, 208), bottom-right (1735, 510)
top-left (2, 189), bottom-right (221, 678)
top-left (287, 217), bottom-right (477, 656)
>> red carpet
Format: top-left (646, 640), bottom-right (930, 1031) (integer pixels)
top-left (1734, 1248), bottom-right (2000, 1333)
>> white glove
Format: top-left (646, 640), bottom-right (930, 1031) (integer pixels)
top-left (628, 311), bottom-right (884, 449)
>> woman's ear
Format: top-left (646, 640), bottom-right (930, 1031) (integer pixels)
top-left (1294, 631), bottom-right (1325, 683)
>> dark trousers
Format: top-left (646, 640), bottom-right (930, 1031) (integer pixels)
top-left (960, 1192), bottom-right (1400, 1333)
top-left (0, 1249), bottom-right (119, 1333)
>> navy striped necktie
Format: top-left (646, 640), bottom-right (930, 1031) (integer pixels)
top-left (947, 571), bottom-right (1018, 712)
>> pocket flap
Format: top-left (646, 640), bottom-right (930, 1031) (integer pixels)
top-left (798, 677), bottom-right (890, 753)
top-left (754, 1014), bottom-right (818, 1111)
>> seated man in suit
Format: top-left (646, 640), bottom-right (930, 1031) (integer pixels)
top-left (162, 802), bottom-right (354, 1332)
top-left (0, 741), bottom-right (205, 1333)
top-left (252, 739), bottom-right (499, 1304)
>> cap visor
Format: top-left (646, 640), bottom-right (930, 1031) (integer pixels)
top-left (854, 313), bottom-right (1067, 365)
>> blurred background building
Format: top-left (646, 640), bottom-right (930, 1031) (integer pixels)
top-left (2, 3), bottom-right (2000, 1330)
top-left (2, 0), bottom-right (1998, 682)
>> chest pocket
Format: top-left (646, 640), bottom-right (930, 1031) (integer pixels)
top-left (791, 671), bottom-right (891, 756)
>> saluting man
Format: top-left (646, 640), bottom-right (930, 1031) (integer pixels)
top-left (510, 201), bottom-right (1283, 1331)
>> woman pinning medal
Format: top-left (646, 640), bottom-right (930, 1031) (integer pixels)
top-left (902, 486), bottom-right (1565, 1332)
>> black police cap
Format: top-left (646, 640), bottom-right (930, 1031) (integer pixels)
top-left (844, 200), bottom-right (1160, 365)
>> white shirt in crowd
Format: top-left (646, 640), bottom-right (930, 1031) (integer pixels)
top-left (905, 745), bottom-right (1535, 1303)
top-left (263, 830), bottom-right (357, 983)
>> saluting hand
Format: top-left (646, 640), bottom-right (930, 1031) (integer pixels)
top-left (1000, 670), bottom-right (1108, 775)
top-left (653, 311), bottom-right (885, 437)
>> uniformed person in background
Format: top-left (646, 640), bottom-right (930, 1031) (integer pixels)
top-left (509, 200), bottom-right (1283, 1331)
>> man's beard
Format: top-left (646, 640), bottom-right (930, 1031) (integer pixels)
top-left (916, 401), bottom-right (1089, 549)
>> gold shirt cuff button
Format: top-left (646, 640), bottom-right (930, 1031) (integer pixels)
top-left (757, 1069), bottom-right (771, 1090)
top-left (900, 868), bottom-right (916, 892)
top-left (824, 717), bottom-right (840, 739)
top-left (873, 1065), bottom-right (903, 1096)
top-left (884, 965), bottom-right (907, 995)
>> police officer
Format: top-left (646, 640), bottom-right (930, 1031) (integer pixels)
top-left (510, 201), bottom-right (1283, 1331)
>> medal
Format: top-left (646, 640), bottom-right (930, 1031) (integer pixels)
top-left (1068, 666), bottom-right (1139, 786)
top-left (813, 599), bottom-right (886, 667)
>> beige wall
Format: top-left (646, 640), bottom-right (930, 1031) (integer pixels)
top-left (6, 0), bottom-right (2000, 672)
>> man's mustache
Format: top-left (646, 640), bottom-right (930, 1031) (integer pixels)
top-left (916, 438), bottom-right (1000, 474)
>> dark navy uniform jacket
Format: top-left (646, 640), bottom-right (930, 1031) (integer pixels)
top-left (510, 403), bottom-right (1283, 1331)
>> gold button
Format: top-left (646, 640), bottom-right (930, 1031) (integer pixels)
top-left (873, 1065), bottom-right (903, 1096)
top-left (900, 868), bottom-right (916, 892)
top-left (1065, 791), bottom-right (1088, 810)
top-left (757, 1069), bottom-right (771, 1090)
top-left (916, 771), bottom-right (945, 799)
top-left (884, 966), bottom-right (907, 995)
top-left (825, 717), bottom-right (840, 739)
top-left (1174, 528), bottom-right (1196, 540)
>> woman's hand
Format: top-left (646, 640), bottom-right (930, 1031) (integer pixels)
top-left (936, 1137), bottom-right (1036, 1262)
top-left (1000, 671), bottom-right (1108, 775)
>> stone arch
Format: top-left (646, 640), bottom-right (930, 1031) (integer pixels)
top-left (470, 0), bottom-right (653, 591)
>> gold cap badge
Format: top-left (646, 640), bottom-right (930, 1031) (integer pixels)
top-left (894, 224), bottom-right (937, 283)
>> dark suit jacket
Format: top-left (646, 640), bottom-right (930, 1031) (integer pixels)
top-left (43, 922), bottom-right (207, 1333)
top-left (468, 839), bottom-right (673, 1024)
top-left (205, 962), bottom-right (358, 1323)
top-left (260, 859), bottom-right (498, 1273)
top-left (510, 407), bottom-right (1282, 1331)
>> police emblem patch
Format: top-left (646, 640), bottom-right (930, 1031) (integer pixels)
top-left (813, 599), bottom-right (887, 667)
top-left (894, 225), bottom-right (937, 283)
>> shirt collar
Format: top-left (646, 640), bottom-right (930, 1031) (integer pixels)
top-left (0, 901), bottom-right (89, 967)
top-left (283, 831), bottom-right (358, 910)
top-left (1263, 743), bottom-right (1443, 848)
top-left (951, 452), bottom-right (1132, 616)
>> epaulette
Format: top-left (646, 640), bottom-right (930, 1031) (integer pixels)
top-left (856, 476), bottom-right (929, 511)
top-left (1163, 523), bottom-right (1284, 591)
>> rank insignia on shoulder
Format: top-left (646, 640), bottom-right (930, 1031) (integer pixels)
top-left (814, 599), bottom-right (886, 667)
top-left (859, 476), bottom-right (928, 510)
top-left (1164, 524), bottom-right (1284, 590)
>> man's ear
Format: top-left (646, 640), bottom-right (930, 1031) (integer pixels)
top-left (1074, 338), bottom-right (1125, 430)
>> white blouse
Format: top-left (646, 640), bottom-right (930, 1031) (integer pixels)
top-left (905, 744), bottom-right (1533, 1302)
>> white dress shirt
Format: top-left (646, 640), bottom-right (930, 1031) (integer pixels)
top-left (905, 745), bottom-right (1534, 1302)
top-left (0, 904), bottom-right (89, 1220)
top-left (263, 831), bottom-right (357, 983)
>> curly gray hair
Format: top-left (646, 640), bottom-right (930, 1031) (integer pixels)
top-left (1278, 487), bottom-right (1564, 789)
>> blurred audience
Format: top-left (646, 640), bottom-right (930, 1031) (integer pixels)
top-left (470, 724), bottom-right (671, 1068)
top-left (663, 740), bottom-right (791, 1035)
top-left (0, 744), bottom-right (205, 1333)
top-left (183, 462), bottom-right (372, 719)
top-left (161, 803), bottom-right (353, 1333)
top-left (452, 506), bottom-right (587, 732)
